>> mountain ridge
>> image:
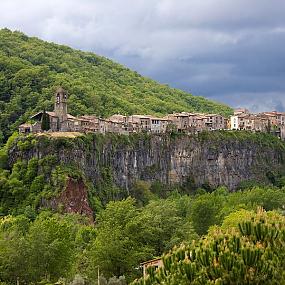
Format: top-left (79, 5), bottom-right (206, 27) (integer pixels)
top-left (0, 28), bottom-right (232, 143)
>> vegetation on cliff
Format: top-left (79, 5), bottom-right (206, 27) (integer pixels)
top-left (1, 131), bottom-right (285, 216)
top-left (1, 132), bottom-right (285, 284)
top-left (0, 28), bottom-right (232, 144)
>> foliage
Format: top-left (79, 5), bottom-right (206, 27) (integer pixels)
top-left (0, 212), bottom-right (91, 284)
top-left (132, 209), bottom-right (285, 285)
top-left (41, 110), bottom-right (50, 131)
top-left (1, 133), bottom-right (285, 283)
top-left (190, 193), bottom-right (224, 235)
top-left (1, 184), bottom-right (285, 284)
top-left (0, 151), bottom-right (85, 216)
top-left (82, 198), bottom-right (146, 279)
top-left (0, 28), bottom-right (232, 143)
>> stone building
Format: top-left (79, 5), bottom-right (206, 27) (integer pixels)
top-left (205, 114), bottom-right (226, 130)
top-left (234, 108), bottom-right (250, 116)
top-left (148, 117), bottom-right (170, 133)
top-left (128, 115), bottom-right (152, 132)
top-left (18, 123), bottom-right (33, 134)
top-left (230, 108), bottom-right (285, 140)
top-left (23, 87), bottom-right (77, 133)
top-left (107, 114), bottom-right (130, 133)
top-left (166, 112), bottom-right (191, 132)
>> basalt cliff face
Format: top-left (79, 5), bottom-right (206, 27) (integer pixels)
top-left (8, 132), bottom-right (285, 192)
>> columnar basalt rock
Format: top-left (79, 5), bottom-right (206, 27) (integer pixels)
top-left (8, 133), bottom-right (285, 191)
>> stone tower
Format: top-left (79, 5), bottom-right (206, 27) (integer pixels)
top-left (54, 87), bottom-right (68, 124)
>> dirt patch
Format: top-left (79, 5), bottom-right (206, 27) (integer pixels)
top-left (36, 132), bottom-right (84, 138)
top-left (57, 178), bottom-right (94, 222)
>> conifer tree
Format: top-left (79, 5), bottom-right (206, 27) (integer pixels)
top-left (41, 110), bottom-right (50, 131)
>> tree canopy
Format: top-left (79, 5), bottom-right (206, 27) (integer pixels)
top-left (0, 28), bottom-right (232, 143)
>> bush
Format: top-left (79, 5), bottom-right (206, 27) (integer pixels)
top-left (132, 209), bottom-right (285, 285)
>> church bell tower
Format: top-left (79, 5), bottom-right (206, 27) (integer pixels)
top-left (54, 87), bottom-right (68, 123)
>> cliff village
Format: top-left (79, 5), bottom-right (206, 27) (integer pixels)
top-left (19, 87), bottom-right (285, 140)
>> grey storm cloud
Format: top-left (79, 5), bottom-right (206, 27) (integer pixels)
top-left (0, 0), bottom-right (285, 112)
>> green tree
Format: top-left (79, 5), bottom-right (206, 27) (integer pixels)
top-left (190, 193), bottom-right (224, 235)
top-left (132, 209), bottom-right (285, 285)
top-left (83, 198), bottom-right (153, 281)
top-left (0, 213), bottom-right (81, 284)
top-left (41, 110), bottom-right (50, 131)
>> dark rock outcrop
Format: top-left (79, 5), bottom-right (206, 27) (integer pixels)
top-left (8, 132), bottom-right (285, 191)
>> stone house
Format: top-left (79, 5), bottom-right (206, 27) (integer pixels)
top-left (231, 109), bottom-right (253, 130)
top-left (108, 114), bottom-right (128, 124)
top-left (148, 117), bottom-right (170, 133)
top-left (105, 119), bottom-right (125, 134)
top-left (107, 114), bottom-right (130, 133)
top-left (205, 114), bottom-right (226, 130)
top-left (280, 125), bottom-right (285, 140)
top-left (18, 123), bottom-right (33, 134)
top-left (230, 110), bottom-right (285, 136)
top-left (165, 112), bottom-right (226, 133)
top-left (230, 113), bottom-right (250, 130)
top-left (18, 121), bottom-right (43, 134)
top-left (77, 115), bottom-right (102, 133)
top-left (263, 111), bottom-right (285, 127)
top-left (262, 112), bottom-right (278, 127)
top-left (234, 108), bottom-right (250, 116)
top-left (128, 115), bottom-right (151, 132)
top-left (26, 87), bottom-right (76, 133)
top-left (166, 112), bottom-right (191, 132)
top-left (243, 114), bottom-right (257, 131)
top-left (195, 115), bottom-right (208, 132)
top-left (253, 114), bottom-right (270, 132)
top-left (262, 112), bottom-right (285, 139)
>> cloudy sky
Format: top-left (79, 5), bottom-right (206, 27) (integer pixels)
top-left (0, 0), bottom-right (285, 112)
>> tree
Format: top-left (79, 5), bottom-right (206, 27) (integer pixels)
top-left (41, 110), bottom-right (50, 131)
top-left (132, 209), bottom-right (285, 285)
top-left (83, 198), bottom-right (148, 280)
top-left (0, 213), bottom-right (80, 284)
top-left (190, 193), bottom-right (224, 235)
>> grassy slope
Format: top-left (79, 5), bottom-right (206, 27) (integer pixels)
top-left (0, 29), bottom-right (232, 141)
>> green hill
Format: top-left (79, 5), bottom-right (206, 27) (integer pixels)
top-left (0, 28), bottom-right (232, 143)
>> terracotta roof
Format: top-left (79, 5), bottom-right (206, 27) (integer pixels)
top-left (169, 113), bottom-right (189, 117)
top-left (130, 115), bottom-right (151, 119)
top-left (140, 257), bottom-right (162, 266)
top-left (80, 115), bottom-right (99, 120)
top-left (205, 114), bottom-right (221, 117)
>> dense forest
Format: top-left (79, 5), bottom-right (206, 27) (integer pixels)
top-left (0, 28), bottom-right (232, 144)
top-left (2, 184), bottom-right (285, 284)
top-left (1, 132), bottom-right (285, 284)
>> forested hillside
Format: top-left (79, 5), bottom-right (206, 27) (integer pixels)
top-left (0, 28), bottom-right (232, 143)
top-left (4, 28), bottom-right (285, 285)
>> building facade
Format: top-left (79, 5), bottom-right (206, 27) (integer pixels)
top-left (19, 88), bottom-right (285, 140)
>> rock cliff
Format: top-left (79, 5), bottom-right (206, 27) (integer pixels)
top-left (8, 132), bottom-right (285, 192)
